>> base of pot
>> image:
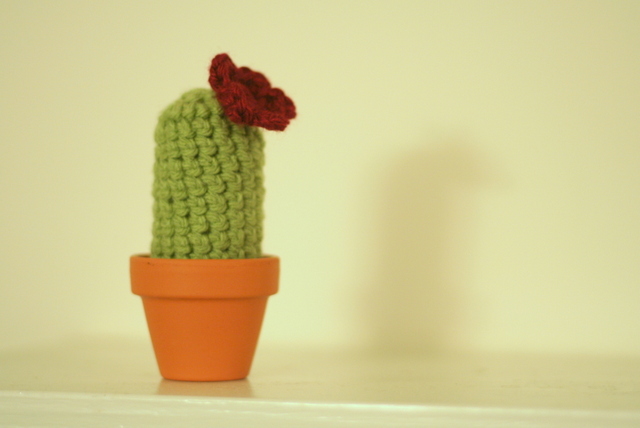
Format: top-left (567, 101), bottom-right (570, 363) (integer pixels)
top-left (130, 255), bottom-right (279, 382)
top-left (142, 296), bottom-right (268, 381)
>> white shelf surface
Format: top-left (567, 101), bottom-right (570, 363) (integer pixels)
top-left (1, 336), bottom-right (640, 427)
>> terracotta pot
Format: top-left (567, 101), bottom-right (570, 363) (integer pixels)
top-left (130, 254), bottom-right (279, 381)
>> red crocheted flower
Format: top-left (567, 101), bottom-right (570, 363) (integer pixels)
top-left (208, 54), bottom-right (296, 131)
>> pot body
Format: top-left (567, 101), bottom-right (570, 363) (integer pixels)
top-left (130, 255), bottom-right (279, 381)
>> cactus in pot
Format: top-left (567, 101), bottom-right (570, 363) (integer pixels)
top-left (130, 54), bottom-right (296, 381)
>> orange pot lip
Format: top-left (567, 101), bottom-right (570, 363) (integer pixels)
top-left (130, 254), bottom-right (279, 299)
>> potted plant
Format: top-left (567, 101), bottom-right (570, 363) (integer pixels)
top-left (130, 54), bottom-right (296, 381)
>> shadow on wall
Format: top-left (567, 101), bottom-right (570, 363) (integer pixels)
top-left (364, 141), bottom-right (494, 355)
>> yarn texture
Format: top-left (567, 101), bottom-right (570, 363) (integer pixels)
top-left (208, 54), bottom-right (296, 131)
top-left (151, 88), bottom-right (266, 259)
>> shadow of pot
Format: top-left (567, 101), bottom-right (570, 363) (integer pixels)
top-left (130, 255), bottom-right (279, 382)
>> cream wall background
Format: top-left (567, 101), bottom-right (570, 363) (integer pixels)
top-left (1, 1), bottom-right (638, 356)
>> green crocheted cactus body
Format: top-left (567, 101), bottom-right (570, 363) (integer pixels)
top-left (151, 88), bottom-right (266, 259)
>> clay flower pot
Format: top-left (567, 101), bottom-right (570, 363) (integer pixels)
top-left (130, 255), bottom-right (279, 381)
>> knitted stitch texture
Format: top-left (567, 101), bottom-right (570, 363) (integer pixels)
top-left (151, 88), bottom-right (266, 259)
top-left (209, 54), bottom-right (296, 131)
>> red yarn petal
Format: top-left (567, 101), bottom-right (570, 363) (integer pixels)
top-left (208, 54), bottom-right (296, 131)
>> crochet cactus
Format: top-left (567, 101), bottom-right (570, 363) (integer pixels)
top-left (150, 54), bottom-right (296, 259)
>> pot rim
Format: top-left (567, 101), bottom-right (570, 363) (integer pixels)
top-left (130, 254), bottom-right (279, 299)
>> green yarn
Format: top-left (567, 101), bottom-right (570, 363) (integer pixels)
top-left (150, 88), bottom-right (266, 259)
